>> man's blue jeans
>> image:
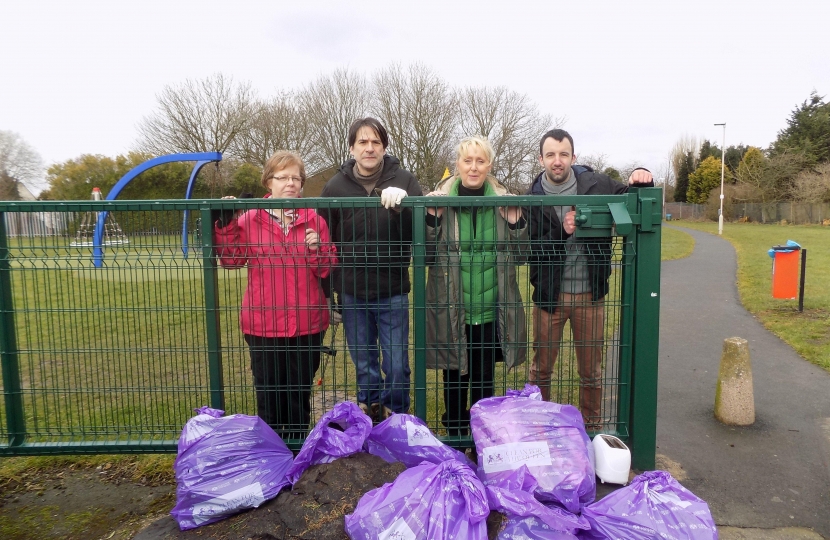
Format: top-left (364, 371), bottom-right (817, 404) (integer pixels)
top-left (341, 293), bottom-right (410, 413)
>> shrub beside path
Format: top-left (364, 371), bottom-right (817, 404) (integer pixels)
top-left (659, 225), bottom-right (830, 538)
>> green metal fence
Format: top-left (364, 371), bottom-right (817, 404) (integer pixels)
top-left (0, 190), bottom-right (660, 469)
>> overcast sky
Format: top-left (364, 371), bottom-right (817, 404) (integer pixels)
top-left (2, 0), bottom-right (828, 191)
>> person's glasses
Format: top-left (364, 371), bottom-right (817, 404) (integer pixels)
top-left (271, 175), bottom-right (302, 184)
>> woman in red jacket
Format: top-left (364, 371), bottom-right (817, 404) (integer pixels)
top-left (214, 151), bottom-right (337, 441)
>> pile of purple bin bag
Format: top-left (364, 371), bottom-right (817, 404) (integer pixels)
top-left (172, 389), bottom-right (717, 539)
top-left (347, 385), bottom-right (717, 540)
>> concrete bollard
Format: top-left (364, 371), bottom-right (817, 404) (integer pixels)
top-left (714, 337), bottom-right (755, 425)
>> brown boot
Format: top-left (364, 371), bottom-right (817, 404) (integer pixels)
top-left (368, 403), bottom-right (394, 425)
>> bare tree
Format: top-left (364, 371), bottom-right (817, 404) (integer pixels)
top-left (373, 64), bottom-right (457, 190)
top-left (458, 86), bottom-right (558, 193)
top-left (232, 92), bottom-right (314, 167)
top-left (576, 153), bottom-right (610, 173)
top-left (659, 153), bottom-right (676, 187)
top-left (618, 162), bottom-right (649, 183)
top-left (136, 73), bottom-right (255, 157)
top-left (736, 147), bottom-right (808, 207)
top-left (791, 162), bottom-right (830, 203)
top-left (669, 134), bottom-right (700, 181)
top-left (735, 147), bottom-right (769, 202)
top-left (299, 68), bottom-right (369, 172)
top-left (0, 130), bottom-right (44, 198)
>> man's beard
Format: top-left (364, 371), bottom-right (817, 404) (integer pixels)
top-left (545, 168), bottom-right (569, 184)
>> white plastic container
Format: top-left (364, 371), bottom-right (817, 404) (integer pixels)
top-left (592, 434), bottom-right (631, 485)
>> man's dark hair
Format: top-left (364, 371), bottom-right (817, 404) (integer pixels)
top-left (348, 117), bottom-right (389, 149)
top-left (539, 129), bottom-right (575, 156)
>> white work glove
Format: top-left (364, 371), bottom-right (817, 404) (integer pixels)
top-left (380, 186), bottom-right (407, 209)
top-left (327, 297), bottom-right (342, 325)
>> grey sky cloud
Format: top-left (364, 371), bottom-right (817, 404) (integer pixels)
top-left (270, 8), bottom-right (399, 64)
top-left (1, 0), bottom-right (828, 187)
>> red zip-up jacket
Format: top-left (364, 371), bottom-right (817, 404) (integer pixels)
top-left (214, 205), bottom-right (337, 338)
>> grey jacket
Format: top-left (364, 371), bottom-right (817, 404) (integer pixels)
top-left (424, 175), bottom-right (529, 375)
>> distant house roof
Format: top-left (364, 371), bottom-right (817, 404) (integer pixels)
top-left (17, 183), bottom-right (36, 201)
top-left (303, 165), bottom-right (339, 197)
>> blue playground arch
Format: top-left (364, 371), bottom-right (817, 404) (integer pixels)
top-left (93, 152), bottom-right (222, 267)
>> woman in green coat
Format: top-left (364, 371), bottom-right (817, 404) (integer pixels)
top-left (424, 135), bottom-right (528, 437)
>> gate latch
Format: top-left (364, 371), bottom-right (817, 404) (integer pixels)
top-left (574, 202), bottom-right (633, 237)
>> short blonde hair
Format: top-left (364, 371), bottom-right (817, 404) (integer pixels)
top-left (455, 135), bottom-right (495, 167)
top-left (261, 151), bottom-right (306, 188)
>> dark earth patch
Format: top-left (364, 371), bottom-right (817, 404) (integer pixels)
top-left (2, 454), bottom-right (516, 539)
top-left (0, 464), bottom-right (174, 540)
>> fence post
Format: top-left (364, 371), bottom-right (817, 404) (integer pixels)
top-left (629, 189), bottom-right (662, 470)
top-left (200, 207), bottom-right (225, 410)
top-left (411, 204), bottom-right (427, 421)
top-left (0, 213), bottom-right (25, 447)
top-left (615, 218), bottom-right (637, 435)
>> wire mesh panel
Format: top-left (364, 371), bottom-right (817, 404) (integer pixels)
top-left (415, 195), bottom-right (634, 446)
top-left (0, 193), bottom-right (659, 462)
top-left (1, 209), bottom-right (216, 451)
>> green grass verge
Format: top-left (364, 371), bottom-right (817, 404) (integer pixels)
top-left (660, 225), bottom-right (695, 261)
top-left (670, 221), bottom-right (830, 371)
top-left (0, 454), bottom-right (175, 487)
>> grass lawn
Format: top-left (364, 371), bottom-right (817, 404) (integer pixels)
top-left (661, 225), bottom-right (695, 261)
top-left (0, 223), bottom-right (690, 453)
top-left (1, 230), bottom-right (685, 440)
top-left (668, 221), bottom-right (830, 372)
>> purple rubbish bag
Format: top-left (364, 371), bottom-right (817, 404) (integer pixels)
top-left (170, 407), bottom-right (294, 530)
top-left (579, 470), bottom-right (718, 540)
top-left (345, 459), bottom-right (489, 540)
top-left (471, 384), bottom-right (595, 513)
top-left (498, 516), bottom-right (581, 540)
top-left (177, 406), bottom-right (225, 453)
top-left (286, 401), bottom-right (372, 484)
top-left (486, 465), bottom-right (589, 536)
top-left (365, 413), bottom-right (473, 468)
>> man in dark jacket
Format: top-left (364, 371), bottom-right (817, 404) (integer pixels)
top-left (320, 118), bottom-right (423, 420)
top-left (525, 128), bottom-right (653, 430)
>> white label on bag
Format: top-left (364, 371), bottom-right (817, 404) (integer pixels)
top-left (481, 441), bottom-right (552, 473)
top-left (378, 517), bottom-right (417, 540)
top-left (651, 489), bottom-right (693, 508)
top-left (406, 421), bottom-right (441, 447)
top-left (191, 482), bottom-right (265, 525)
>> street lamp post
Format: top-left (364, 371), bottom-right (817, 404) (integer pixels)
top-left (660, 177), bottom-right (666, 219)
top-left (714, 123), bottom-right (726, 235)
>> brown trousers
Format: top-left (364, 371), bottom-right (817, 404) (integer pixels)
top-left (529, 293), bottom-right (604, 427)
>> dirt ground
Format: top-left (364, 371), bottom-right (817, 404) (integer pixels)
top-left (0, 454), bottom-right (505, 540)
top-left (0, 451), bottom-right (631, 540)
top-left (0, 461), bottom-right (175, 540)
top-left (136, 453), bottom-right (412, 540)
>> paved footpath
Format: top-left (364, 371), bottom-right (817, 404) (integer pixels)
top-left (658, 225), bottom-right (830, 538)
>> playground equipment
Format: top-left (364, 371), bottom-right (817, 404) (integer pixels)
top-left (70, 187), bottom-right (129, 247)
top-left (91, 152), bottom-right (222, 267)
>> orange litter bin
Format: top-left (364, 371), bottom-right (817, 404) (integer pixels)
top-left (770, 245), bottom-right (801, 299)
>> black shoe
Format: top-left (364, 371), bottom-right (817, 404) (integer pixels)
top-left (441, 411), bottom-right (470, 437)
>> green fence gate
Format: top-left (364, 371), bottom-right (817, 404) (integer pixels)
top-left (0, 190), bottom-right (660, 469)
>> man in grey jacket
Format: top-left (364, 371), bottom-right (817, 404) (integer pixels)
top-left (525, 129), bottom-right (652, 430)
